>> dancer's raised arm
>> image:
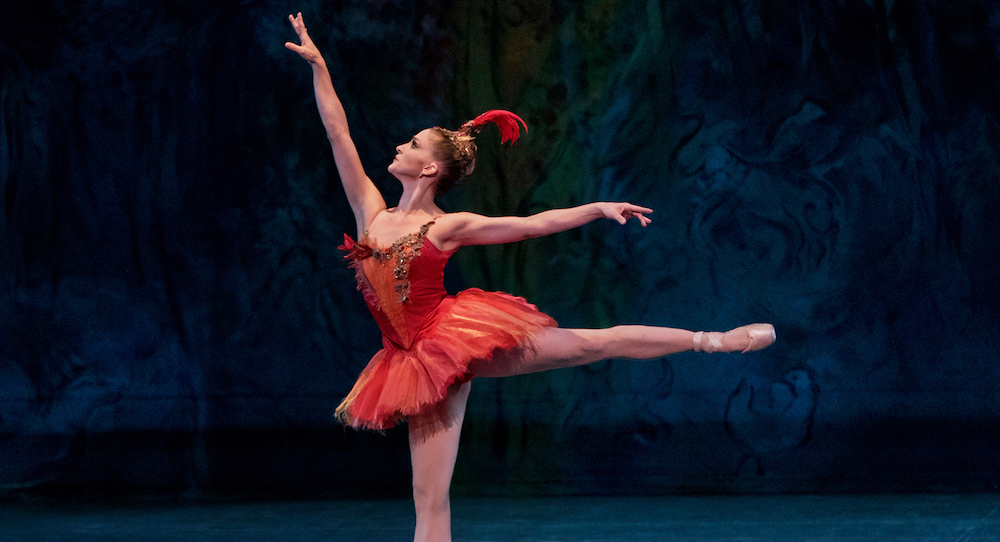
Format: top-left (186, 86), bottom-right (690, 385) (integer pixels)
top-left (433, 202), bottom-right (652, 250)
top-left (285, 13), bottom-right (385, 234)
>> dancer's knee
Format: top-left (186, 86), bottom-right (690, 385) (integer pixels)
top-left (575, 330), bottom-right (609, 360)
top-left (549, 327), bottom-right (615, 366)
top-left (412, 480), bottom-right (450, 514)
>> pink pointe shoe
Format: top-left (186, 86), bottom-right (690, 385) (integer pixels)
top-left (693, 324), bottom-right (776, 353)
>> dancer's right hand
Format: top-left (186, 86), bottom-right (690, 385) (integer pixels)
top-left (284, 12), bottom-right (324, 65)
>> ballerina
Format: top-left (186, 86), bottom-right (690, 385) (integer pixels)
top-left (285, 13), bottom-right (775, 542)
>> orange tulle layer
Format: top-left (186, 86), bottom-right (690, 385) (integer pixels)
top-left (335, 288), bottom-right (556, 431)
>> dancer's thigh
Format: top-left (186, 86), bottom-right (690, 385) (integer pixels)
top-left (467, 327), bottom-right (606, 377)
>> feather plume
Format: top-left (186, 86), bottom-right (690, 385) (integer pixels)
top-left (469, 110), bottom-right (527, 144)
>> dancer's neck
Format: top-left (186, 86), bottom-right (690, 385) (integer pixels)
top-left (396, 178), bottom-right (440, 215)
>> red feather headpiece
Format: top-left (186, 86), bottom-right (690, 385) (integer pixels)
top-left (461, 110), bottom-right (527, 144)
top-left (433, 110), bottom-right (527, 182)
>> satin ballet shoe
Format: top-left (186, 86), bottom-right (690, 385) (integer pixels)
top-left (693, 323), bottom-right (776, 353)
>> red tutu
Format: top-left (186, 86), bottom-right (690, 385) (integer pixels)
top-left (335, 288), bottom-right (555, 431)
top-left (337, 224), bottom-right (557, 432)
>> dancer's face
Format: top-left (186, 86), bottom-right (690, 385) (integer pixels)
top-left (388, 128), bottom-right (439, 181)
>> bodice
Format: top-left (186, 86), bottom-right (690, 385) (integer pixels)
top-left (340, 221), bottom-right (456, 349)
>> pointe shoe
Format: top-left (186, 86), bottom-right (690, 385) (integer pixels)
top-left (693, 324), bottom-right (776, 353)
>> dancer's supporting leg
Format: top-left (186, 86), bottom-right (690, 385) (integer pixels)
top-left (470, 324), bottom-right (775, 377)
top-left (408, 380), bottom-right (471, 542)
top-left (406, 323), bottom-right (774, 541)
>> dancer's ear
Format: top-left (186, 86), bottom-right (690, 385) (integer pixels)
top-left (420, 162), bottom-right (439, 178)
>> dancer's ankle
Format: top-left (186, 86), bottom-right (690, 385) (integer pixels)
top-left (694, 324), bottom-right (775, 353)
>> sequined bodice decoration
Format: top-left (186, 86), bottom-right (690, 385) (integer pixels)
top-left (370, 221), bottom-right (433, 304)
top-left (339, 218), bottom-right (451, 350)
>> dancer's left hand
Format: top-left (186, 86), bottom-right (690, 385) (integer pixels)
top-left (597, 202), bottom-right (653, 226)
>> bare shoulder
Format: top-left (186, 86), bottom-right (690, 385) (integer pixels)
top-left (428, 212), bottom-right (478, 251)
top-left (433, 211), bottom-right (479, 227)
top-left (428, 211), bottom-right (466, 234)
top-left (433, 211), bottom-right (495, 234)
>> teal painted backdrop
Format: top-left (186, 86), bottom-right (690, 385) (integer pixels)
top-left (2, 0), bottom-right (999, 497)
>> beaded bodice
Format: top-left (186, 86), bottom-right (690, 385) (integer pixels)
top-left (368, 221), bottom-right (433, 304)
top-left (339, 219), bottom-right (455, 349)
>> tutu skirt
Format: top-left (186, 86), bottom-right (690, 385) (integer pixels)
top-left (335, 288), bottom-right (556, 431)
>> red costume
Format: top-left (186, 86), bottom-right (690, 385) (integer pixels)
top-left (336, 218), bottom-right (556, 431)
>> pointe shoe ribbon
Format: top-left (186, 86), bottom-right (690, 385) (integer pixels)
top-left (693, 331), bottom-right (722, 352)
top-left (694, 324), bottom-right (775, 353)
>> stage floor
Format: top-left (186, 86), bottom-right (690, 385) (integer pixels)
top-left (2, 493), bottom-right (998, 541)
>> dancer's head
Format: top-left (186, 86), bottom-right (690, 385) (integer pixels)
top-left (391, 111), bottom-right (527, 197)
top-left (426, 126), bottom-right (477, 197)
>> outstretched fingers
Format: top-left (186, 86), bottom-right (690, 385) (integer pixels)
top-left (284, 12), bottom-right (322, 63)
top-left (288, 12), bottom-right (306, 35)
top-left (609, 203), bottom-right (653, 226)
top-left (284, 13), bottom-right (304, 51)
top-left (626, 204), bottom-right (653, 226)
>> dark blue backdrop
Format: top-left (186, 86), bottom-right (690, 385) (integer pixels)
top-left (2, 0), bottom-right (999, 498)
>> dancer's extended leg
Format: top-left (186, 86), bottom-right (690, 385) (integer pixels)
top-left (408, 380), bottom-right (471, 542)
top-left (470, 324), bottom-right (774, 377)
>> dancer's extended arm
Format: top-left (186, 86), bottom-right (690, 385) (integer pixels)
top-left (434, 202), bottom-right (652, 250)
top-left (285, 13), bottom-right (385, 234)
